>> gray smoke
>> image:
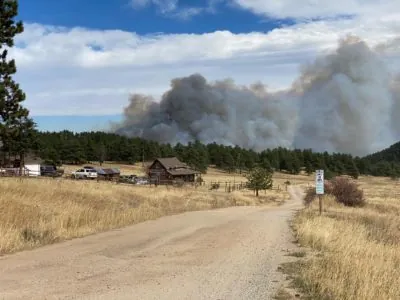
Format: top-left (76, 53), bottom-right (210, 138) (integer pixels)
top-left (114, 36), bottom-right (400, 156)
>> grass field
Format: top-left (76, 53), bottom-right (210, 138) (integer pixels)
top-left (0, 165), bottom-right (289, 256)
top-left (285, 176), bottom-right (400, 300)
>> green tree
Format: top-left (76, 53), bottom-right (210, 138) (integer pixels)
top-left (324, 168), bottom-right (336, 180)
top-left (97, 142), bottom-right (107, 165)
top-left (305, 161), bottom-right (313, 175)
top-left (346, 160), bottom-right (360, 179)
top-left (223, 151), bottom-right (235, 173)
top-left (290, 155), bottom-right (301, 175)
top-left (0, 0), bottom-right (34, 170)
top-left (245, 167), bottom-right (273, 197)
top-left (260, 157), bottom-right (272, 172)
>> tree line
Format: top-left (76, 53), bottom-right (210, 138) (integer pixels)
top-left (30, 130), bottom-right (400, 179)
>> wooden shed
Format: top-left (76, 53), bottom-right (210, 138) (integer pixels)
top-left (147, 157), bottom-right (199, 184)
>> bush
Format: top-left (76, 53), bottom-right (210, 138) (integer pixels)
top-left (329, 177), bottom-right (365, 207)
top-left (303, 177), bottom-right (365, 208)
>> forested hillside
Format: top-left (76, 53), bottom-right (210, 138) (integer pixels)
top-left (32, 131), bottom-right (400, 178)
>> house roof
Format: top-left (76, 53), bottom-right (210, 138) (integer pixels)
top-left (156, 157), bottom-right (189, 169)
top-left (95, 167), bottom-right (120, 175)
top-left (167, 168), bottom-right (199, 176)
top-left (152, 157), bottom-right (199, 176)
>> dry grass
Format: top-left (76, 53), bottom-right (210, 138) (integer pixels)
top-left (291, 176), bottom-right (400, 299)
top-left (0, 166), bottom-right (288, 255)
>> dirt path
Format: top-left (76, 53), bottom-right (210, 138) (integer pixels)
top-left (0, 186), bottom-right (304, 300)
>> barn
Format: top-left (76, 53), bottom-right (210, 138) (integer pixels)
top-left (147, 157), bottom-right (200, 184)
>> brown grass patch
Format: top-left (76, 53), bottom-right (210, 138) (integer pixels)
top-left (0, 173), bottom-right (287, 255)
top-left (290, 176), bottom-right (400, 300)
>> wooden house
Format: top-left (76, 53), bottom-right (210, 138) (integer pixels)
top-left (147, 157), bottom-right (199, 184)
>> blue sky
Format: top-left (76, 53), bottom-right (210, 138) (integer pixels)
top-left (11, 0), bottom-right (400, 133)
top-left (18, 0), bottom-right (288, 35)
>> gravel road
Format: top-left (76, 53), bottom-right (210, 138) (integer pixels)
top-left (0, 186), bottom-right (304, 300)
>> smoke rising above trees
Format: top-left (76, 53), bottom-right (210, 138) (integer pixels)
top-left (114, 36), bottom-right (400, 156)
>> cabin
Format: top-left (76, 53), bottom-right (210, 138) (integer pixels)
top-left (147, 157), bottom-right (200, 184)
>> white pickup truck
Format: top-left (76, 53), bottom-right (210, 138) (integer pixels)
top-left (72, 168), bottom-right (98, 179)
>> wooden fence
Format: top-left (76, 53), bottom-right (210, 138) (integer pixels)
top-left (0, 167), bottom-right (32, 177)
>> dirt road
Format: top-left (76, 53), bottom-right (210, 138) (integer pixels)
top-left (0, 186), bottom-right (304, 300)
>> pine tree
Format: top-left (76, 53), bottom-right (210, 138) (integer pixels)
top-left (0, 0), bottom-right (34, 170)
top-left (97, 142), bottom-right (107, 165)
top-left (347, 160), bottom-right (360, 179)
top-left (305, 161), bottom-right (313, 175)
top-left (291, 155), bottom-right (301, 175)
top-left (324, 168), bottom-right (336, 180)
top-left (245, 167), bottom-right (273, 197)
top-left (260, 157), bottom-right (272, 172)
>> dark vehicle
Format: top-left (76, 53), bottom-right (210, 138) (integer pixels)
top-left (40, 165), bottom-right (63, 177)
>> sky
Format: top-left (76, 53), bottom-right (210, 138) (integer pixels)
top-left (12, 0), bottom-right (400, 132)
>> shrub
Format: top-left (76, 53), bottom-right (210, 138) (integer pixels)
top-left (303, 177), bottom-right (365, 207)
top-left (329, 176), bottom-right (365, 207)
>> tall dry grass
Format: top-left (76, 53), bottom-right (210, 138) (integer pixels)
top-left (0, 177), bottom-right (287, 255)
top-left (292, 176), bottom-right (400, 300)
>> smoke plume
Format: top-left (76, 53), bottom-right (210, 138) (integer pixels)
top-left (114, 36), bottom-right (400, 156)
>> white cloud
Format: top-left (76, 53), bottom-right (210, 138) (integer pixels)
top-left (9, 11), bottom-right (400, 117)
top-left (231, 0), bottom-right (400, 20)
top-left (129, 0), bottom-right (218, 19)
top-left (130, 0), bottom-right (178, 13)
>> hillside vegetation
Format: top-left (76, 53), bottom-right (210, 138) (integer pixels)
top-left (288, 176), bottom-right (400, 299)
top-left (31, 131), bottom-right (400, 178)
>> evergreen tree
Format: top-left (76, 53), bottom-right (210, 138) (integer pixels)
top-left (347, 160), bottom-right (360, 179)
top-left (0, 0), bottom-right (35, 169)
top-left (260, 157), bottom-right (272, 172)
top-left (324, 169), bottom-right (336, 180)
top-left (333, 160), bottom-right (346, 175)
top-left (97, 142), bottom-right (107, 165)
top-left (291, 155), bottom-right (301, 175)
top-left (222, 151), bottom-right (235, 173)
top-left (305, 161), bottom-right (313, 175)
top-left (245, 167), bottom-right (273, 197)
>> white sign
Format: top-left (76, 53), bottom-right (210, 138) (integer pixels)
top-left (316, 169), bottom-right (324, 195)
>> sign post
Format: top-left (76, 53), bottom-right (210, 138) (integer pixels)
top-left (315, 169), bottom-right (324, 215)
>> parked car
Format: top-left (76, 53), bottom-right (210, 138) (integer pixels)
top-left (135, 177), bottom-right (149, 185)
top-left (128, 174), bottom-right (137, 182)
top-left (40, 165), bottom-right (62, 177)
top-left (72, 168), bottom-right (98, 179)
